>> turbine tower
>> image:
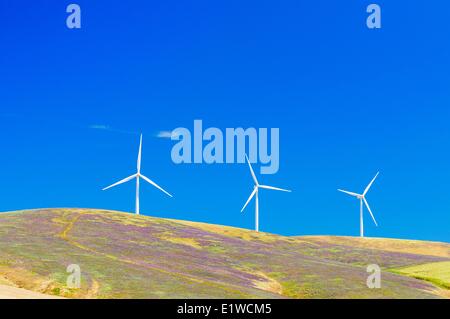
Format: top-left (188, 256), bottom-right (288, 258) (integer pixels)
top-left (241, 155), bottom-right (291, 232)
top-left (102, 134), bottom-right (172, 215)
top-left (338, 172), bottom-right (380, 238)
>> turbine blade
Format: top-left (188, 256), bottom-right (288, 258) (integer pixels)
top-left (137, 134), bottom-right (143, 173)
top-left (363, 197), bottom-right (378, 227)
top-left (241, 188), bottom-right (257, 213)
top-left (338, 189), bottom-right (360, 197)
top-left (363, 172), bottom-right (380, 196)
top-left (245, 154), bottom-right (259, 185)
top-left (259, 185), bottom-right (292, 192)
top-left (102, 174), bottom-right (137, 191)
top-left (140, 174), bottom-right (173, 198)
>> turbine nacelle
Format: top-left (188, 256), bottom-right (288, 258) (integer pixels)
top-left (338, 172), bottom-right (380, 236)
top-left (241, 155), bottom-right (292, 232)
top-left (102, 134), bottom-right (173, 215)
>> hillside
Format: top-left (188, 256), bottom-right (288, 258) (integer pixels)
top-left (0, 209), bottom-right (448, 299)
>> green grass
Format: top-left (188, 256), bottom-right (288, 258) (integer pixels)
top-left (391, 261), bottom-right (450, 289)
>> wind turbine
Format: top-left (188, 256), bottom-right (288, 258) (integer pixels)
top-left (102, 134), bottom-right (173, 215)
top-left (241, 155), bottom-right (291, 232)
top-left (338, 172), bottom-right (380, 238)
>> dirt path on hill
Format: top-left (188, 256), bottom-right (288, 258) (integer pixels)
top-left (0, 284), bottom-right (63, 299)
top-left (57, 211), bottom-right (284, 298)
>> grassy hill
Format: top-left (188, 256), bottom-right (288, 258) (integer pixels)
top-left (0, 209), bottom-right (448, 299)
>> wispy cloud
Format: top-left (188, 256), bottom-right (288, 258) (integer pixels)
top-left (89, 124), bottom-right (136, 135)
top-left (156, 130), bottom-right (180, 139)
top-left (89, 124), bottom-right (111, 130)
top-left (156, 131), bottom-right (173, 138)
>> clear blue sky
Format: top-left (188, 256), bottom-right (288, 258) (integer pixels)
top-left (0, 1), bottom-right (449, 242)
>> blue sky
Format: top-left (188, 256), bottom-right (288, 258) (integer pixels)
top-left (0, 1), bottom-right (449, 242)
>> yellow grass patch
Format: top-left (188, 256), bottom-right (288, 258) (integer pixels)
top-left (252, 272), bottom-right (283, 296)
top-left (301, 236), bottom-right (450, 258)
top-left (174, 220), bottom-right (286, 243)
top-left (0, 266), bottom-right (78, 298)
top-left (159, 235), bottom-right (203, 250)
top-left (97, 213), bottom-right (152, 227)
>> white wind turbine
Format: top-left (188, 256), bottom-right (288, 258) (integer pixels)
top-left (338, 172), bottom-right (380, 238)
top-left (241, 155), bottom-right (292, 232)
top-left (102, 134), bottom-right (173, 215)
